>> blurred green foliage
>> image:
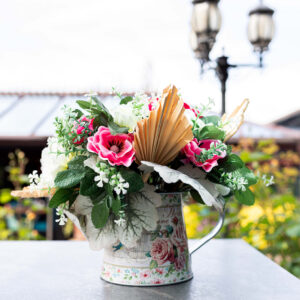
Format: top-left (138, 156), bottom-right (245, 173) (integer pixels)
top-left (184, 139), bottom-right (300, 277)
top-left (0, 149), bottom-right (46, 240)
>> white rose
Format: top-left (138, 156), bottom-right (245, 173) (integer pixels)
top-left (112, 104), bottom-right (139, 132)
top-left (39, 137), bottom-right (69, 187)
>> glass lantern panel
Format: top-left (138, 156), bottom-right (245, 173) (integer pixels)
top-left (192, 3), bottom-right (221, 33)
top-left (190, 31), bottom-right (198, 51)
top-left (208, 4), bottom-right (222, 32)
top-left (258, 14), bottom-right (275, 40)
top-left (248, 14), bottom-right (260, 42)
top-left (248, 14), bottom-right (274, 42)
top-left (191, 3), bottom-right (209, 33)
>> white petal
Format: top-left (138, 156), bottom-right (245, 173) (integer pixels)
top-left (140, 161), bottom-right (223, 211)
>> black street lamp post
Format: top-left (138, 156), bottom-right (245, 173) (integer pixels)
top-left (190, 0), bottom-right (275, 115)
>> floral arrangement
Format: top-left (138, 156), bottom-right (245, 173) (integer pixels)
top-left (12, 85), bottom-right (258, 250)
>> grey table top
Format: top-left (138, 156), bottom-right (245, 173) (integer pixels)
top-left (0, 239), bottom-right (299, 300)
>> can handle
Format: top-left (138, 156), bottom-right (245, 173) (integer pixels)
top-left (189, 197), bottom-right (226, 255)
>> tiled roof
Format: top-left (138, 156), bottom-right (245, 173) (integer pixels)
top-left (0, 92), bottom-right (299, 142)
top-left (0, 92), bottom-right (136, 137)
top-left (230, 122), bottom-right (300, 142)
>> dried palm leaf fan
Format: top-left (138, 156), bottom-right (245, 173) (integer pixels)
top-left (11, 187), bottom-right (55, 198)
top-left (134, 85), bottom-right (193, 166)
top-left (221, 98), bottom-right (249, 142)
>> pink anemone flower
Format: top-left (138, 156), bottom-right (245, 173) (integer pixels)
top-left (182, 139), bottom-right (226, 172)
top-left (87, 126), bottom-right (135, 167)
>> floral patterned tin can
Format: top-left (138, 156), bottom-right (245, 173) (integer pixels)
top-left (101, 193), bottom-right (193, 286)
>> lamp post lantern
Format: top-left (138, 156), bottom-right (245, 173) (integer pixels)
top-left (190, 0), bottom-right (275, 115)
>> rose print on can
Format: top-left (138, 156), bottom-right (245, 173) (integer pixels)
top-left (101, 194), bottom-right (193, 286)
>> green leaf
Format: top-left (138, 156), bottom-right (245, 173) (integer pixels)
top-left (120, 96), bottom-right (133, 105)
top-left (240, 151), bottom-right (272, 163)
top-left (93, 112), bottom-right (109, 127)
top-left (91, 199), bottom-right (110, 228)
top-left (54, 169), bottom-right (85, 189)
top-left (108, 121), bottom-right (129, 135)
top-left (198, 126), bottom-right (225, 141)
top-left (76, 100), bottom-right (92, 110)
top-left (68, 191), bottom-right (78, 208)
top-left (74, 109), bottom-right (83, 118)
top-left (190, 189), bottom-right (205, 205)
top-left (105, 183), bottom-right (114, 197)
top-left (220, 154), bottom-right (244, 172)
top-left (49, 188), bottom-right (74, 208)
top-left (119, 168), bottom-right (144, 193)
top-left (77, 98), bottom-right (113, 124)
top-left (80, 172), bottom-right (100, 197)
top-left (234, 188), bottom-right (255, 205)
top-left (166, 264), bottom-right (175, 275)
top-left (68, 155), bottom-right (86, 170)
top-left (90, 191), bottom-right (106, 204)
top-left (202, 115), bottom-right (220, 126)
top-left (286, 224), bottom-right (300, 238)
top-left (233, 167), bottom-right (257, 186)
top-left (111, 197), bottom-right (121, 214)
top-left (91, 96), bottom-right (112, 118)
top-left (150, 260), bottom-right (158, 269)
top-left (145, 251), bottom-right (151, 258)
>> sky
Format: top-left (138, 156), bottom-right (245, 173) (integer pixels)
top-left (0, 0), bottom-right (299, 124)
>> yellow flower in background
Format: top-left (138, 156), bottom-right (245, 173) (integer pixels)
top-left (261, 143), bottom-right (279, 155)
top-left (283, 167), bottom-right (298, 177)
top-left (284, 203), bottom-right (295, 217)
top-left (186, 225), bottom-right (198, 238)
top-left (273, 206), bottom-right (285, 222)
top-left (245, 230), bottom-right (268, 250)
top-left (261, 163), bottom-right (271, 174)
top-left (274, 170), bottom-right (284, 179)
top-left (183, 205), bottom-right (200, 239)
top-left (265, 207), bottom-right (275, 224)
top-left (239, 204), bottom-right (264, 227)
